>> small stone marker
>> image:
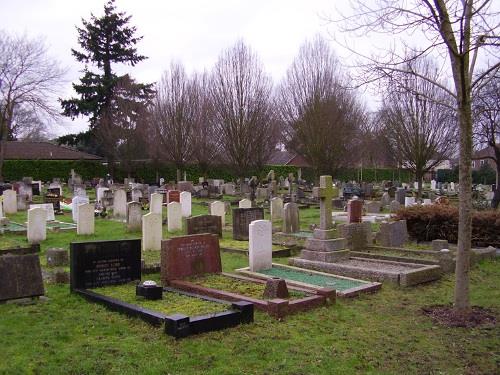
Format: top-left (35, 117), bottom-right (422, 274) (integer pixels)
top-left (432, 239), bottom-right (449, 251)
top-left (270, 197), bottom-right (284, 222)
top-left (71, 196), bottom-right (89, 222)
top-left (186, 215), bottom-right (222, 237)
top-left (3, 190), bottom-right (17, 214)
top-left (262, 278), bottom-right (289, 299)
top-left (390, 200), bottom-right (401, 213)
top-left (46, 248), bottom-right (69, 267)
top-left (27, 207), bottom-right (46, 244)
top-left (161, 234), bottom-right (222, 283)
top-left (248, 220), bottom-right (272, 272)
top-left (142, 213), bottom-right (162, 251)
top-left (113, 189), bottom-right (127, 219)
top-left (209, 201), bottom-right (226, 227)
top-left (127, 201), bottom-right (142, 231)
top-left (312, 175), bottom-right (335, 230)
top-left (150, 193), bottom-right (163, 215)
top-left (180, 191), bottom-right (192, 217)
top-left (167, 202), bottom-right (182, 232)
top-left (347, 198), bottom-right (363, 223)
top-left (405, 197), bottom-right (416, 207)
top-left (239, 198), bottom-right (252, 208)
top-left (77, 203), bottom-right (95, 235)
top-left (232, 207), bottom-right (264, 240)
top-left (30, 203), bottom-right (55, 221)
top-left (167, 190), bottom-right (181, 204)
top-left (282, 202), bottom-right (300, 233)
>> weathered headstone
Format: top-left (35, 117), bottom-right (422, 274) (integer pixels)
top-left (29, 203), bottom-right (55, 221)
top-left (338, 222), bottom-right (372, 251)
top-left (142, 212), bottom-right (162, 251)
top-left (127, 201), bottom-right (142, 232)
top-left (180, 191), bottom-right (191, 217)
top-left (431, 180), bottom-right (437, 190)
top-left (312, 175), bottom-right (335, 231)
top-left (77, 203), bottom-right (95, 235)
top-left (96, 187), bottom-right (109, 203)
top-left (270, 197), bottom-right (284, 222)
top-left (177, 181), bottom-right (193, 192)
top-left (381, 192), bottom-right (391, 206)
top-left (72, 196), bottom-right (89, 222)
top-left (161, 234), bottom-right (221, 283)
top-left (239, 198), bottom-right (252, 208)
top-left (395, 188), bottom-right (406, 205)
top-left (248, 220), bottom-right (272, 272)
top-left (46, 248), bottom-right (69, 267)
top-left (376, 220), bottom-right (408, 247)
top-left (131, 188), bottom-right (143, 202)
top-left (167, 202), bottom-right (182, 232)
top-left (232, 207), bottom-right (264, 240)
top-left (150, 193), bottom-right (163, 215)
top-left (390, 200), bottom-right (401, 213)
top-left (209, 201), bottom-right (225, 227)
top-left (347, 198), bottom-right (363, 223)
top-left (365, 201), bottom-right (381, 214)
top-left (113, 189), bottom-right (127, 219)
top-left (27, 207), bottom-right (47, 244)
top-left (186, 215), bottom-right (222, 237)
top-left (3, 190), bottom-right (17, 214)
top-left (282, 202), bottom-right (300, 233)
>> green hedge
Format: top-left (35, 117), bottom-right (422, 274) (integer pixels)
top-left (3, 160), bottom-right (107, 181)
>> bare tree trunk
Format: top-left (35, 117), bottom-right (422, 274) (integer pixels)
top-left (176, 168), bottom-right (181, 183)
top-left (0, 140), bottom-right (4, 182)
top-left (492, 155), bottom-right (500, 209)
top-left (417, 174), bottom-right (422, 200)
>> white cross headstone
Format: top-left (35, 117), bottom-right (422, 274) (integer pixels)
top-left (77, 203), bottom-right (95, 235)
top-left (72, 196), bottom-right (89, 222)
top-left (3, 190), bottom-right (17, 214)
top-left (167, 202), bottom-right (182, 232)
top-left (27, 207), bottom-right (46, 244)
top-left (113, 189), bottom-right (127, 219)
top-left (249, 219), bottom-right (272, 272)
top-left (180, 191), bottom-right (191, 217)
top-left (142, 212), bottom-right (162, 251)
top-left (209, 201), bottom-right (225, 227)
top-left (239, 198), bottom-right (252, 208)
top-left (150, 193), bottom-right (163, 215)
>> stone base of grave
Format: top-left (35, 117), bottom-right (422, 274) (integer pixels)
top-left (303, 237), bottom-right (347, 252)
top-left (312, 228), bottom-right (335, 240)
top-left (300, 249), bottom-right (350, 262)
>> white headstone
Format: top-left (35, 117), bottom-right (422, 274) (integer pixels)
top-left (131, 188), bottom-right (143, 202)
top-left (113, 189), bottom-right (127, 219)
top-left (248, 220), bottom-right (272, 272)
top-left (142, 212), bottom-right (162, 251)
top-left (0, 199), bottom-right (3, 218)
top-left (127, 201), bottom-right (142, 231)
top-left (414, 182), bottom-right (419, 190)
top-left (270, 197), bottom-right (284, 222)
top-left (96, 187), bottom-right (109, 203)
top-left (423, 199), bottom-right (432, 205)
top-left (431, 180), bottom-right (437, 190)
top-left (239, 198), bottom-right (252, 208)
top-left (450, 182), bottom-right (455, 191)
top-left (405, 197), bottom-right (416, 207)
top-left (77, 203), bottom-right (95, 235)
top-left (3, 190), bottom-right (17, 214)
top-left (71, 196), bottom-right (89, 222)
top-left (209, 201), bottom-right (225, 227)
top-left (180, 191), bottom-right (192, 217)
top-left (27, 207), bottom-right (46, 244)
top-left (150, 193), bottom-right (163, 215)
top-left (30, 203), bottom-right (55, 221)
top-left (167, 202), bottom-right (182, 232)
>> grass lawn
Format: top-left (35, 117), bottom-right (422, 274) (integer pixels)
top-left (0, 194), bottom-right (498, 374)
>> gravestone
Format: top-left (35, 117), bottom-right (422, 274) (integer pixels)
top-left (77, 203), bottom-right (95, 235)
top-left (177, 181), bottom-right (193, 192)
top-left (390, 200), bottom-right (401, 213)
top-left (232, 207), bottom-right (264, 240)
top-left (46, 248), bottom-right (69, 267)
top-left (312, 175), bottom-right (335, 231)
top-left (45, 188), bottom-right (61, 212)
top-left (126, 202), bottom-right (142, 232)
top-left (282, 202), bottom-right (300, 233)
top-left (161, 234), bottom-right (221, 283)
top-left (180, 191), bottom-right (192, 217)
top-left (347, 198), bottom-right (363, 223)
top-left (270, 197), bottom-right (284, 222)
top-left (223, 183), bottom-right (236, 196)
top-left (338, 222), bottom-right (372, 251)
top-left (432, 239), bottom-right (449, 251)
top-left (113, 189), bottom-right (127, 219)
top-left (131, 188), bottom-right (143, 202)
top-left (167, 190), bottom-right (181, 204)
top-left (96, 187), bottom-right (109, 203)
top-left (365, 201), bottom-right (381, 214)
top-left (239, 198), bottom-right (252, 208)
top-left (31, 181), bottom-right (42, 196)
top-left (29, 204), bottom-right (55, 221)
top-left (17, 193), bottom-right (29, 211)
top-left (209, 201), bottom-right (225, 227)
top-left (70, 239), bottom-right (141, 290)
top-left (3, 190), bottom-right (17, 214)
top-left (256, 187), bottom-right (269, 200)
top-left (186, 215), bottom-right (222, 237)
top-left (431, 180), bottom-right (437, 190)
top-left (248, 220), bottom-right (272, 272)
top-left (0, 245), bottom-right (44, 301)
top-left (381, 192), bottom-right (391, 206)
top-left (27, 207), bottom-right (46, 244)
top-left (150, 193), bottom-right (163, 215)
top-left (167, 202), bottom-right (182, 232)
top-left (405, 197), bottom-right (416, 207)
top-left (376, 220), bottom-right (408, 247)
top-left (395, 188), bottom-right (406, 205)
top-left (72, 196), bottom-right (89, 222)
top-left (142, 213), bottom-right (162, 251)
top-left (19, 183), bottom-right (33, 202)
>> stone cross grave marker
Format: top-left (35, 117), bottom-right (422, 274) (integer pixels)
top-left (312, 175), bottom-right (335, 230)
top-left (248, 219), bottom-right (272, 272)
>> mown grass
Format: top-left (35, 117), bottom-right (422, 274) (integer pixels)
top-left (0, 193), bottom-right (498, 374)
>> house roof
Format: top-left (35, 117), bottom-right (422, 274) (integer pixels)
top-left (3, 141), bottom-right (102, 161)
top-left (267, 150), bottom-right (310, 167)
top-left (473, 145), bottom-right (497, 160)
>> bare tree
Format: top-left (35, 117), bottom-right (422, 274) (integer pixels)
top-left (210, 40), bottom-right (278, 177)
top-left (0, 31), bottom-right (65, 180)
top-left (473, 73), bottom-right (500, 208)
top-left (379, 59), bottom-right (457, 197)
top-left (336, 0), bottom-right (499, 316)
top-left (277, 36), bottom-right (365, 178)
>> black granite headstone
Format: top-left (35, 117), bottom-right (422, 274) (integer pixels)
top-left (0, 245), bottom-right (44, 301)
top-left (70, 239), bottom-right (141, 290)
top-left (232, 207), bottom-right (264, 240)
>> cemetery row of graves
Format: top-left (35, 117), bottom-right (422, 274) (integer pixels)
top-left (0, 171), bottom-right (498, 373)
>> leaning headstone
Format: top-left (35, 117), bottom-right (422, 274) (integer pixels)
top-left (3, 190), bottom-right (17, 214)
top-left (282, 202), bottom-right (300, 233)
top-left (113, 189), bottom-right (127, 219)
top-left (161, 234), bottom-right (221, 283)
top-left (72, 196), bottom-right (89, 222)
top-left (248, 220), bottom-right (272, 272)
top-left (347, 198), bottom-right (363, 223)
top-left (27, 207), bottom-right (46, 244)
top-left (180, 191), bottom-right (192, 217)
top-left (0, 246), bottom-right (44, 301)
top-left (150, 193), bottom-right (163, 215)
top-left (127, 201), bottom-right (142, 232)
top-left (270, 197), bottom-right (284, 222)
top-left (77, 203), bottom-right (95, 235)
top-left (186, 215), bottom-right (222, 237)
top-left (239, 198), bottom-right (252, 208)
top-left (142, 212), bottom-right (162, 251)
top-left (30, 203), bottom-right (55, 221)
top-left (232, 207), bottom-right (264, 240)
top-left (209, 201), bottom-right (225, 227)
top-left (390, 200), bottom-right (401, 213)
top-left (167, 202), bottom-right (182, 232)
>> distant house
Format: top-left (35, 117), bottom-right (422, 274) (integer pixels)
top-left (472, 145), bottom-right (497, 170)
top-left (2, 141), bottom-right (102, 161)
top-left (267, 150), bottom-right (310, 168)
